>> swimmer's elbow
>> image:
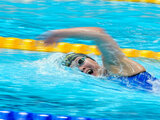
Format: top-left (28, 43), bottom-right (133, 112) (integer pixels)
top-left (90, 27), bottom-right (105, 33)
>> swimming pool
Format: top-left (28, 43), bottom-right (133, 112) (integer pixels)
top-left (0, 0), bottom-right (160, 120)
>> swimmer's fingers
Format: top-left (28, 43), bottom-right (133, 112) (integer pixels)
top-left (44, 38), bottom-right (55, 46)
top-left (44, 37), bottom-right (63, 46)
top-left (37, 30), bottom-right (63, 46)
top-left (37, 30), bottom-right (54, 40)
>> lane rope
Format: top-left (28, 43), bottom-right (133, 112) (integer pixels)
top-left (107, 0), bottom-right (160, 4)
top-left (0, 110), bottom-right (106, 120)
top-left (0, 37), bottom-right (160, 60)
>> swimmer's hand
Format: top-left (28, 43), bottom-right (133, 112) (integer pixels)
top-left (37, 30), bottom-right (63, 46)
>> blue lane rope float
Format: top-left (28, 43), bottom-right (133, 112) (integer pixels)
top-left (0, 110), bottom-right (109, 120)
top-left (0, 37), bottom-right (160, 60)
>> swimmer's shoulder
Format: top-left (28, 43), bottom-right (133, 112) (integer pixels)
top-left (107, 57), bottom-right (146, 77)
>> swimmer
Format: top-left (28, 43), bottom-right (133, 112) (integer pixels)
top-left (40, 27), bottom-right (157, 90)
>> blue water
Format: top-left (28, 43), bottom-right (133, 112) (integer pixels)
top-left (0, 0), bottom-right (160, 120)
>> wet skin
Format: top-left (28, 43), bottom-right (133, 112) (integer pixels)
top-left (70, 57), bottom-right (105, 76)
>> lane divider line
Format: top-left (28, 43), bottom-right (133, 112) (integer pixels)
top-left (106, 0), bottom-right (160, 4)
top-left (0, 37), bottom-right (160, 59)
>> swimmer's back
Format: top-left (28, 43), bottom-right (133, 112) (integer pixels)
top-left (117, 72), bottom-right (157, 90)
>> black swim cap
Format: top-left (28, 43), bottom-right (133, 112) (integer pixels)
top-left (62, 53), bottom-right (95, 67)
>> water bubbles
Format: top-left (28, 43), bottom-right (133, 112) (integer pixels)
top-left (149, 79), bottom-right (160, 94)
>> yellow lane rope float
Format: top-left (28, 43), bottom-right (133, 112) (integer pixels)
top-left (107, 0), bottom-right (160, 4)
top-left (0, 36), bottom-right (160, 60)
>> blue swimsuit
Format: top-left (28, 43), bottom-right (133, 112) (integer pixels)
top-left (118, 72), bottom-right (158, 90)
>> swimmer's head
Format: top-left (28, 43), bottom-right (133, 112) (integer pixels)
top-left (62, 53), bottom-right (95, 67)
top-left (62, 53), bottom-right (107, 76)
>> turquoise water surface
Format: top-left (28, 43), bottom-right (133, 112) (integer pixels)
top-left (0, 0), bottom-right (160, 120)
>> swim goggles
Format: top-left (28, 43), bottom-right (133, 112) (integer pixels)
top-left (71, 57), bottom-right (87, 68)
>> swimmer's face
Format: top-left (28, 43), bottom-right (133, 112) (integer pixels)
top-left (70, 57), bottom-right (104, 76)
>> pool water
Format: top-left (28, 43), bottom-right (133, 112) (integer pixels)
top-left (0, 0), bottom-right (160, 120)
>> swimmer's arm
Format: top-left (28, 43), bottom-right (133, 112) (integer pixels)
top-left (42, 27), bottom-right (145, 76)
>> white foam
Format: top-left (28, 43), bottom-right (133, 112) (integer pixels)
top-left (148, 79), bottom-right (160, 94)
